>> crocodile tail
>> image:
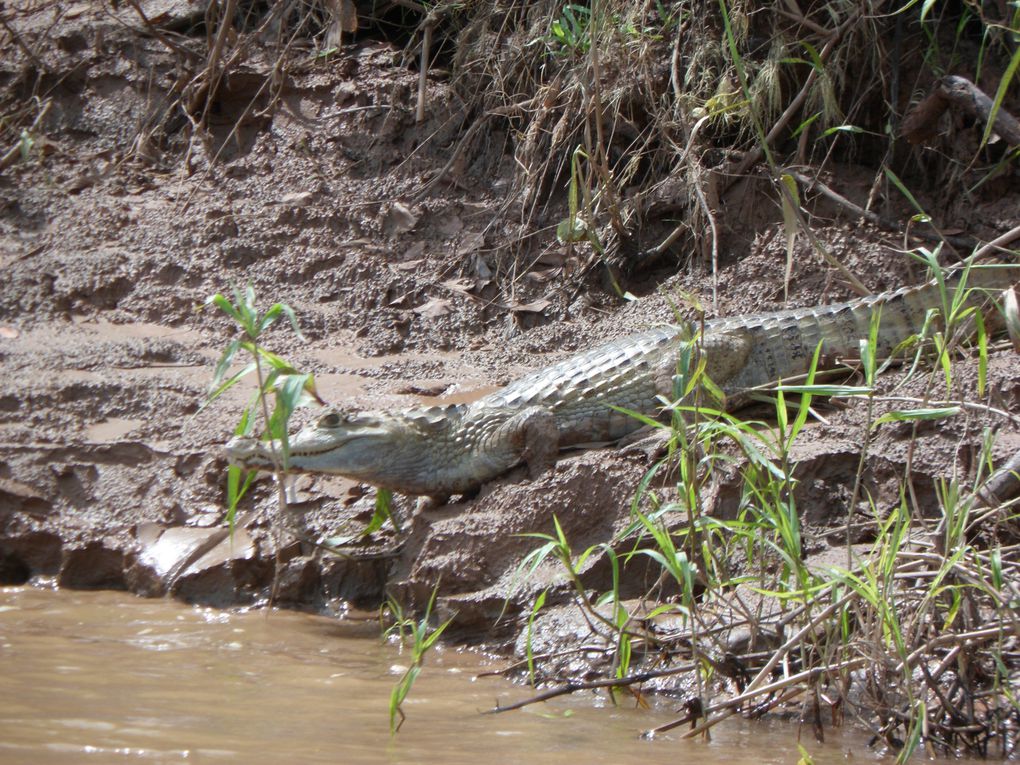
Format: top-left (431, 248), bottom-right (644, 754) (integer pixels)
top-left (849, 262), bottom-right (1020, 358)
top-left (717, 262), bottom-right (1019, 396)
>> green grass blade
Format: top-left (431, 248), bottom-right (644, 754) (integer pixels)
top-left (871, 407), bottom-right (961, 428)
top-left (884, 167), bottom-right (929, 222)
top-left (361, 488), bottom-right (398, 536)
top-left (205, 293), bottom-right (243, 324)
top-left (980, 45), bottom-right (1020, 149)
top-left (526, 590), bottom-right (547, 686)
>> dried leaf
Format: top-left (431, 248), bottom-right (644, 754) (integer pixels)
top-left (525, 268), bottom-right (561, 284)
top-left (338, 0), bottom-right (358, 33)
top-left (401, 242), bottom-right (426, 261)
top-left (437, 213), bottom-right (464, 238)
top-left (456, 232), bottom-right (485, 257)
top-left (779, 173), bottom-right (799, 303)
top-left (473, 254), bottom-right (492, 279)
top-left (279, 191), bottom-right (315, 207)
top-left (65, 2), bottom-right (91, 19)
top-left (413, 298), bottom-right (452, 318)
top-left (388, 293), bottom-right (411, 307)
top-left (506, 298), bottom-right (551, 314)
top-left (382, 202), bottom-right (418, 236)
top-left (537, 249), bottom-right (569, 266)
top-left (442, 277), bottom-right (477, 295)
top-left (324, 0), bottom-right (357, 48)
top-left (391, 259), bottom-right (425, 272)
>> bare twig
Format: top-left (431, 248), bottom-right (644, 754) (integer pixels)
top-left (190, 0), bottom-right (239, 124)
top-left (777, 177), bottom-right (870, 296)
top-left (416, 15), bottom-right (434, 124)
top-left (0, 12), bottom-right (45, 69)
top-left (475, 645), bottom-right (611, 678)
top-left (692, 177), bottom-right (720, 310)
top-left (973, 223), bottom-right (1020, 260)
top-left (681, 657), bottom-right (869, 739)
top-left (723, 7), bottom-right (862, 189)
top-left (124, 0), bottom-right (203, 61)
top-left (974, 448), bottom-right (1020, 509)
top-left (488, 663), bottom-right (697, 713)
top-left (773, 7), bottom-right (832, 37)
top-left (387, 0), bottom-right (428, 12)
top-left (0, 98), bottom-right (52, 170)
top-left (787, 170), bottom-right (977, 250)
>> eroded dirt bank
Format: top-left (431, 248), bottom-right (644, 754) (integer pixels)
top-left (1, 0), bottom-right (1019, 754)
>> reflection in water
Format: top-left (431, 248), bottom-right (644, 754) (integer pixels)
top-left (0, 587), bottom-right (898, 764)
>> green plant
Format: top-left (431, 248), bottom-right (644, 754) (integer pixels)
top-left (525, 589), bottom-right (548, 686)
top-left (556, 144), bottom-right (628, 298)
top-left (385, 586), bottom-right (454, 734)
top-left (18, 129), bottom-right (34, 162)
top-left (204, 284), bottom-right (320, 521)
top-left (548, 4), bottom-right (591, 55)
top-left (207, 285), bottom-right (402, 545)
top-left (507, 255), bottom-right (1017, 753)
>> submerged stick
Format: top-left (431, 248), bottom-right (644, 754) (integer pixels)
top-left (680, 657), bottom-right (869, 739)
top-left (487, 664), bottom-right (696, 714)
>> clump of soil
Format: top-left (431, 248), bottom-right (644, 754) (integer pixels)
top-left (1, 0), bottom-right (1018, 756)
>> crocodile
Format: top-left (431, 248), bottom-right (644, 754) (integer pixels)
top-left (225, 264), bottom-right (1016, 499)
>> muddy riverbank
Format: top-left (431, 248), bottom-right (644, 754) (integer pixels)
top-left (1, 1), bottom-right (1018, 755)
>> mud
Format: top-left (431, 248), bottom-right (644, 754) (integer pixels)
top-left (1, 1), bottom-right (1018, 659)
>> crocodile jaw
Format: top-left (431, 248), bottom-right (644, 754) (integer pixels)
top-left (225, 432), bottom-right (380, 477)
top-left (223, 411), bottom-right (458, 495)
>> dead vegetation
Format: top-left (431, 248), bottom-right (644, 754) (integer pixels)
top-left (444, 0), bottom-right (1020, 289)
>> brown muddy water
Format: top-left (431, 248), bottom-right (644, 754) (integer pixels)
top-left (1, 586), bottom-right (910, 765)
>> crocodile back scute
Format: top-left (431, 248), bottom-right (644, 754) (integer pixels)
top-left (472, 324), bottom-right (685, 443)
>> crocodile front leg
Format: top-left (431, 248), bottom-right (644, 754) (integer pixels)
top-left (417, 406), bottom-right (560, 504)
top-left (653, 329), bottom-right (755, 402)
top-left (513, 406), bottom-right (559, 478)
top-left (424, 407), bottom-right (551, 504)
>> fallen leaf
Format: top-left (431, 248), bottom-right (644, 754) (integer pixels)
top-left (413, 298), bottom-right (452, 318)
top-left (442, 277), bottom-right (477, 294)
top-left (436, 213), bottom-right (464, 238)
top-left (391, 259), bottom-right (425, 271)
top-left (537, 248), bottom-right (570, 266)
top-left (382, 202), bottom-right (418, 236)
top-left (473, 254), bottom-right (492, 279)
top-left (525, 268), bottom-right (561, 284)
top-left (556, 216), bottom-right (588, 244)
top-left (388, 293), bottom-right (411, 307)
top-left (280, 191), bottom-right (315, 207)
top-left (506, 298), bottom-right (551, 314)
top-left (401, 241), bottom-right (426, 261)
top-left (338, 0), bottom-right (358, 32)
top-left (66, 2), bottom-right (91, 19)
top-left (456, 232), bottom-right (485, 257)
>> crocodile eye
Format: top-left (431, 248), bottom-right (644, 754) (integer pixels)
top-left (318, 412), bottom-right (342, 428)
